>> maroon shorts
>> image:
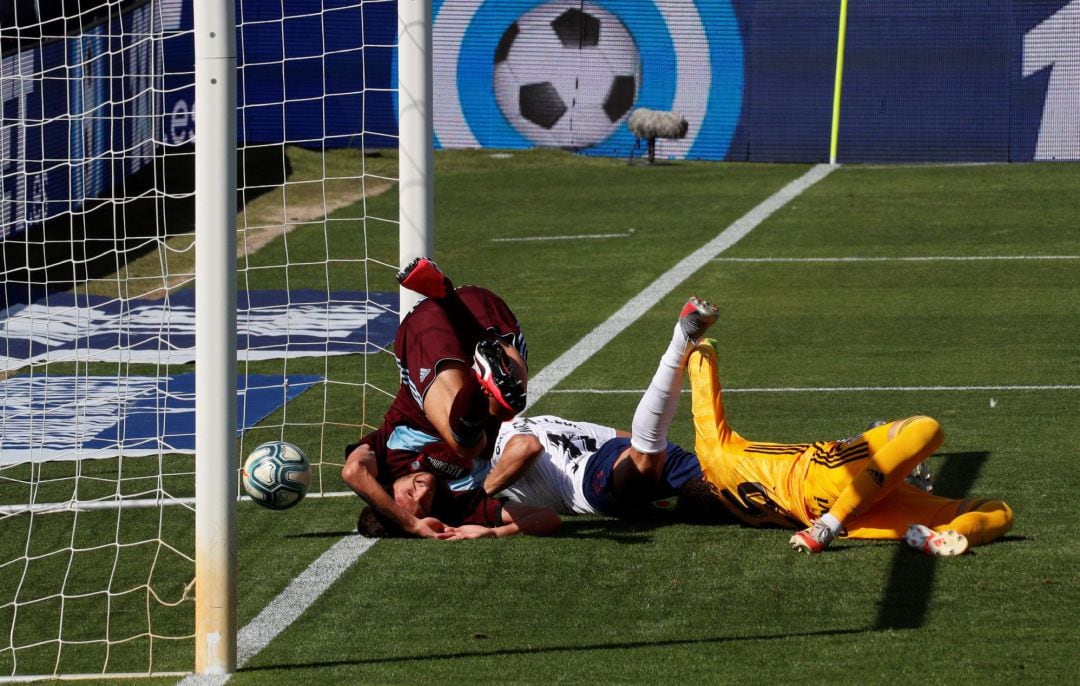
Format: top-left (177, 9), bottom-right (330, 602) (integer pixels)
top-left (393, 285), bottom-right (526, 422)
top-left (359, 285), bottom-right (527, 481)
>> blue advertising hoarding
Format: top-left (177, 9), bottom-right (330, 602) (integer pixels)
top-left (1, 0), bottom-right (189, 239)
top-left (147, 0), bottom-right (1080, 164)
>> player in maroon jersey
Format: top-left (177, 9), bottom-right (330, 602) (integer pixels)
top-left (342, 258), bottom-right (530, 537)
top-left (350, 444), bottom-right (560, 539)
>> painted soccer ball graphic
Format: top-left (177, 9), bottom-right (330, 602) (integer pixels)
top-left (493, 1), bottom-right (640, 149)
top-left (242, 441), bottom-right (312, 510)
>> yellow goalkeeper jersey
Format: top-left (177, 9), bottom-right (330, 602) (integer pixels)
top-left (686, 343), bottom-right (869, 529)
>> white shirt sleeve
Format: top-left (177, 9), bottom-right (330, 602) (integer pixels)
top-left (492, 415), bottom-right (617, 514)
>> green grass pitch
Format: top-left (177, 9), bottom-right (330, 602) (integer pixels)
top-left (1, 151), bottom-right (1078, 684)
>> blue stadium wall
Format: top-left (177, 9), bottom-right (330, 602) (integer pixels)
top-left (1, 0), bottom-right (1077, 238)
top-left (430, 0), bottom-right (1078, 163)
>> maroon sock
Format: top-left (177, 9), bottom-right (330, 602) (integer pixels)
top-left (436, 286), bottom-right (492, 348)
top-left (449, 375), bottom-right (488, 448)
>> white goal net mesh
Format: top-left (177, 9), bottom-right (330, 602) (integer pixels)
top-left (0, 0), bottom-right (399, 677)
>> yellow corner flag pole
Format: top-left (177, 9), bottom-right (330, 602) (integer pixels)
top-left (829, 0), bottom-right (849, 165)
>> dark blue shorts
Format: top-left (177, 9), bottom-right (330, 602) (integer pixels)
top-left (582, 437), bottom-right (702, 515)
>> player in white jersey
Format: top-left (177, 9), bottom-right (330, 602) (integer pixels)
top-left (488, 415), bottom-right (616, 514)
top-left (487, 415), bottom-right (704, 517)
top-left (469, 297), bottom-right (719, 519)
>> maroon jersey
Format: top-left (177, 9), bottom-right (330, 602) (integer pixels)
top-left (436, 487), bottom-right (504, 527)
top-left (350, 426), bottom-right (478, 486)
top-left (352, 286), bottom-right (526, 484)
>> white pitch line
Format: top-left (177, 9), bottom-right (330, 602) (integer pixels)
top-left (547, 384), bottom-right (1080, 394)
top-left (175, 163), bottom-right (833, 684)
top-left (234, 535), bottom-right (377, 665)
top-left (525, 163), bottom-right (835, 409)
top-left (175, 535), bottom-right (378, 686)
top-left (491, 230), bottom-right (635, 242)
top-left (713, 255), bottom-right (1080, 263)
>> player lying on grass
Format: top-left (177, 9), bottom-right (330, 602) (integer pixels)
top-left (347, 452), bottom-right (561, 539)
top-left (685, 340), bottom-right (1014, 554)
top-left (348, 288), bottom-right (1013, 552)
top-left (484, 336), bottom-right (1014, 556)
top-left (344, 294), bottom-right (722, 539)
top-left (342, 257), bottom-right (531, 538)
top-left (481, 296), bottom-right (722, 520)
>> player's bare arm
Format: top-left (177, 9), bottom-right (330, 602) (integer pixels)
top-left (440, 501), bottom-right (561, 539)
top-left (483, 432), bottom-right (544, 496)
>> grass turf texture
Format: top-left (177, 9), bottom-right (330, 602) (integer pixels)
top-left (1, 150), bottom-right (1078, 683)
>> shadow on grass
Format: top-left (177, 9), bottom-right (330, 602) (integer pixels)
top-left (241, 626), bottom-right (879, 672)
top-left (286, 530), bottom-right (359, 539)
top-left (554, 516), bottom-right (662, 541)
top-left (874, 450), bottom-right (988, 630)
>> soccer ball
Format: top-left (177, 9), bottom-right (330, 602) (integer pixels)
top-left (493, 0), bottom-right (640, 149)
top-left (242, 441), bottom-right (312, 510)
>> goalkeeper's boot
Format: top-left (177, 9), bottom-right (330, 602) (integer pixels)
top-left (867, 421), bottom-right (934, 493)
top-left (397, 256), bottom-right (452, 299)
top-left (905, 461), bottom-right (934, 494)
top-left (473, 339), bottom-right (526, 415)
top-left (679, 297), bottom-right (719, 342)
top-left (789, 520), bottom-right (838, 554)
top-left (904, 524), bottom-right (968, 557)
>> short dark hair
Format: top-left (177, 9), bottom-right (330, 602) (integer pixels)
top-left (356, 506), bottom-right (408, 538)
top-left (675, 477), bottom-right (736, 524)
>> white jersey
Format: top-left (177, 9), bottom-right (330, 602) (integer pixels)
top-left (492, 415), bottom-right (618, 515)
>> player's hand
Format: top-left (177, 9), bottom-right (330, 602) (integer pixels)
top-left (437, 525), bottom-right (494, 540)
top-left (411, 516), bottom-right (449, 538)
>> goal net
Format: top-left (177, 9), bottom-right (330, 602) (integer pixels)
top-left (0, 0), bottom-right (401, 678)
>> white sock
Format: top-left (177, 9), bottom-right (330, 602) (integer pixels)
top-left (631, 322), bottom-right (690, 454)
top-left (820, 512), bottom-right (843, 534)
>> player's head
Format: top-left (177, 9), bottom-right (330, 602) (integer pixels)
top-left (356, 506), bottom-right (402, 537)
top-left (355, 471), bottom-right (449, 538)
top-left (392, 471), bottom-right (438, 517)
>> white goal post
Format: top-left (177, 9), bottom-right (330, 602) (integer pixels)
top-left (196, 0), bottom-right (435, 675)
top-left (193, 0), bottom-right (238, 675)
top-left (397, 0), bottom-right (434, 318)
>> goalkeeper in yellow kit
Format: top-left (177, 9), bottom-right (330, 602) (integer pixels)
top-left (687, 339), bottom-right (1014, 555)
